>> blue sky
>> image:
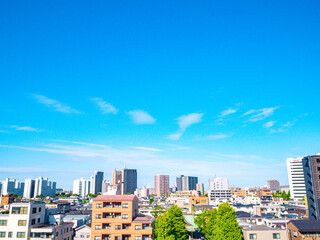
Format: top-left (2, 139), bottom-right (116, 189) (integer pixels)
top-left (1, 0), bottom-right (320, 189)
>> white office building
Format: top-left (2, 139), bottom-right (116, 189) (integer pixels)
top-left (286, 158), bottom-right (306, 200)
top-left (209, 177), bottom-right (229, 190)
top-left (73, 177), bottom-right (91, 198)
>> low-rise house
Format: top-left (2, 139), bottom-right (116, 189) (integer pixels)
top-left (242, 225), bottom-right (287, 240)
top-left (74, 224), bottom-right (91, 240)
top-left (287, 220), bottom-right (320, 239)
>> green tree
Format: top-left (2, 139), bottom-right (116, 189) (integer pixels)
top-left (194, 209), bottom-right (218, 240)
top-left (149, 197), bottom-right (154, 205)
top-left (151, 205), bottom-right (165, 218)
top-left (154, 205), bottom-right (188, 240)
top-left (215, 202), bottom-right (243, 240)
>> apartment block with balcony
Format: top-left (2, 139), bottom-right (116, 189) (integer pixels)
top-left (91, 195), bottom-right (154, 240)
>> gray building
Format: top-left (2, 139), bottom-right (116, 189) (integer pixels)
top-left (302, 154), bottom-right (320, 220)
top-left (122, 168), bottom-right (137, 194)
top-left (90, 171), bottom-right (104, 195)
top-left (176, 175), bottom-right (198, 191)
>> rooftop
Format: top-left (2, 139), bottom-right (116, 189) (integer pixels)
top-left (243, 225), bottom-right (285, 231)
top-left (93, 195), bottom-right (137, 202)
top-left (290, 220), bottom-right (320, 232)
top-left (133, 214), bottom-right (154, 223)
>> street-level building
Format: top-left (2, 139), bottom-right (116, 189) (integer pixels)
top-left (91, 195), bottom-right (154, 240)
top-left (242, 225), bottom-right (286, 240)
top-left (287, 220), bottom-right (320, 240)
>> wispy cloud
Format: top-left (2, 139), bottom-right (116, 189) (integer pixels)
top-left (10, 125), bottom-right (40, 132)
top-left (168, 113), bottom-right (204, 140)
top-left (263, 121), bottom-right (277, 129)
top-left (243, 107), bottom-right (279, 122)
top-left (33, 94), bottom-right (80, 114)
top-left (270, 120), bottom-right (297, 133)
top-left (129, 146), bottom-right (163, 152)
top-left (127, 110), bottom-right (156, 124)
top-left (0, 129), bottom-right (9, 134)
top-left (219, 108), bottom-right (237, 117)
top-left (196, 134), bottom-right (230, 140)
top-left (91, 97), bottom-right (118, 114)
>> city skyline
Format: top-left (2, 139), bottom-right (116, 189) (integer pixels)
top-left (1, 1), bottom-right (320, 188)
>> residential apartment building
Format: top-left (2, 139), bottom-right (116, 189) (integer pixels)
top-left (1, 194), bottom-right (14, 206)
top-left (176, 175), bottom-right (198, 191)
top-left (188, 196), bottom-right (209, 207)
top-left (112, 169), bottom-right (123, 194)
top-left (73, 177), bottom-right (91, 198)
top-left (209, 177), bottom-right (228, 190)
top-left (302, 154), bottom-right (320, 220)
top-left (91, 195), bottom-right (154, 240)
top-left (196, 183), bottom-right (204, 196)
top-left (24, 179), bottom-right (35, 199)
top-left (287, 220), bottom-right (320, 240)
top-left (287, 158), bottom-right (306, 200)
top-left (0, 178), bottom-right (24, 196)
top-left (75, 224), bottom-right (91, 240)
top-left (242, 225), bottom-right (286, 240)
top-left (154, 175), bottom-right (170, 197)
top-left (208, 177), bottom-right (231, 205)
top-left (34, 176), bottom-right (56, 197)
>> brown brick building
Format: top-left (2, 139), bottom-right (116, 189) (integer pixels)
top-left (287, 220), bottom-right (320, 239)
top-left (1, 194), bottom-right (14, 206)
top-left (91, 195), bottom-right (154, 240)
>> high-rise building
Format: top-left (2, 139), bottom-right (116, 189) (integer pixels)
top-left (122, 168), bottom-right (137, 195)
top-left (287, 158), bottom-right (306, 200)
top-left (112, 169), bottom-right (123, 193)
top-left (1, 178), bottom-right (24, 196)
top-left (34, 177), bottom-right (56, 197)
top-left (90, 171), bottom-right (104, 195)
top-left (155, 175), bottom-right (170, 197)
top-left (266, 179), bottom-right (280, 191)
top-left (91, 195), bottom-right (154, 240)
top-left (176, 175), bottom-right (198, 191)
top-left (302, 154), bottom-right (320, 220)
top-left (208, 177), bottom-right (231, 205)
top-left (176, 175), bottom-right (184, 191)
top-left (73, 177), bottom-right (91, 198)
top-left (23, 179), bottom-right (35, 199)
top-left (196, 183), bottom-right (205, 196)
top-left (101, 180), bottom-right (110, 194)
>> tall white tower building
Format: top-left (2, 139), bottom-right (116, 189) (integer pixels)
top-left (286, 157), bottom-right (306, 200)
top-left (73, 177), bottom-right (91, 197)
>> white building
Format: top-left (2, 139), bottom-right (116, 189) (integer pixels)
top-left (73, 177), bottom-right (91, 198)
top-left (1, 178), bottom-right (24, 196)
top-left (23, 179), bottom-right (35, 199)
top-left (74, 224), bottom-right (91, 240)
top-left (209, 177), bottom-right (228, 190)
top-left (286, 158), bottom-right (306, 200)
top-left (208, 177), bottom-right (231, 205)
top-left (101, 180), bottom-right (110, 194)
top-left (34, 177), bottom-right (56, 197)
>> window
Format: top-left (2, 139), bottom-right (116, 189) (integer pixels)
top-left (95, 225), bottom-right (101, 230)
top-left (142, 236), bottom-right (149, 240)
top-left (122, 214), bottom-right (128, 219)
top-left (8, 232), bottom-right (12, 238)
top-left (32, 208), bottom-right (37, 213)
top-left (273, 233), bottom-right (280, 239)
top-left (96, 204), bottom-right (102, 208)
top-left (249, 234), bottom-right (257, 239)
top-left (0, 232), bottom-right (5, 238)
top-left (317, 159), bottom-right (320, 163)
top-left (0, 220), bottom-right (7, 226)
top-left (18, 220), bottom-right (27, 226)
top-left (122, 203), bottom-right (129, 208)
top-left (115, 237), bottom-right (121, 240)
top-left (12, 207), bottom-right (28, 214)
top-left (39, 207), bottom-right (41, 212)
top-left (293, 231), bottom-right (297, 237)
top-left (94, 237), bottom-right (101, 240)
top-left (38, 218), bottom-right (40, 223)
top-left (135, 225), bottom-right (142, 230)
top-left (115, 225), bottom-right (121, 230)
top-left (17, 232), bottom-right (25, 238)
top-left (31, 219), bottom-right (36, 225)
top-left (96, 214), bottom-right (102, 219)
top-left (135, 237), bottom-right (141, 240)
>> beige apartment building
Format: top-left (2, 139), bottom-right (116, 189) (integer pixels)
top-left (91, 195), bottom-right (154, 240)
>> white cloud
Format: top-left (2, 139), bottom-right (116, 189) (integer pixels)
top-left (270, 120), bottom-right (297, 133)
top-left (168, 113), bottom-right (204, 140)
top-left (243, 107), bottom-right (279, 122)
top-left (219, 108), bottom-right (237, 117)
top-left (33, 94), bottom-right (80, 114)
top-left (91, 98), bottom-right (118, 114)
top-left (127, 110), bottom-right (156, 124)
top-left (129, 146), bottom-right (163, 152)
top-left (0, 129), bottom-right (9, 133)
top-left (10, 125), bottom-right (40, 132)
top-left (263, 121), bottom-right (276, 128)
top-left (197, 134), bottom-right (230, 140)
